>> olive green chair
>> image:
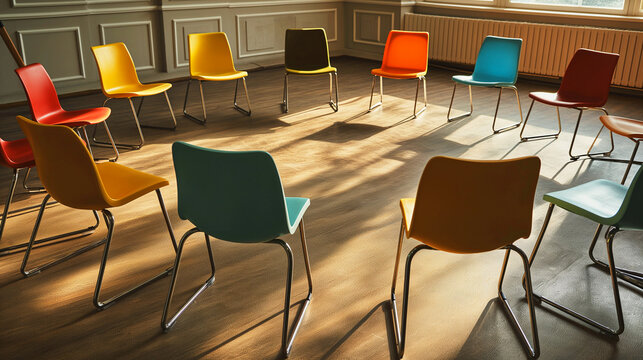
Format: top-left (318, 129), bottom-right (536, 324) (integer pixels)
top-left (282, 28), bottom-right (338, 113)
top-left (162, 141), bottom-right (313, 357)
top-left (528, 165), bottom-right (643, 336)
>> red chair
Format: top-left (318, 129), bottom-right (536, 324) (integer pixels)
top-left (0, 136), bottom-right (99, 253)
top-left (368, 30), bottom-right (429, 118)
top-left (15, 63), bottom-right (119, 161)
top-left (519, 48), bottom-right (620, 160)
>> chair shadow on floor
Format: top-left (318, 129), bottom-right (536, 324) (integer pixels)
top-left (319, 301), bottom-right (398, 360)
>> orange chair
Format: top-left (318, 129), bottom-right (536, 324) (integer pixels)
top-left (390, 156), bottom-right (541, 358)
top-left (91, 42), bottom-right (177, 150)
top-left (17, 116), bottom-right (176, 309)
top-left (369, 30), bottom-right (429, 118)
top-left (183, 32), bottom-right (251, 124)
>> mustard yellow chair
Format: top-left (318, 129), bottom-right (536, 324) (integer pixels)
top-left (17, 116), bottom-right (177, 310)
top-left (183, 32), bottom-right (251, 124)
top-left (282, 28), bottom-right (338, 113)
top-left (91, 42), bottom-right (177, 150)
top-left (391, 156), bottom-right (541, 359)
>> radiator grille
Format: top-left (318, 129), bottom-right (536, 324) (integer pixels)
top-left (404, 13), bottom-right (643, 89)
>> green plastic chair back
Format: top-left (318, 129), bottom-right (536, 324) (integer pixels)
top-left (613, 165), bottom-right (643, 230)
top-left (284, 28), bottom-right (331, 71)
top-left (172, 142), bottom-right (292, 243)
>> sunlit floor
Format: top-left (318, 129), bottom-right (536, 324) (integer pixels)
top-left (0, 57), bottom-right (641, 359)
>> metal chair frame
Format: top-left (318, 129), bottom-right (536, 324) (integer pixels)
top-left (0, 168), bottom-right (98, 255)
top-left (162, 220), bottom-right (313, 357)
top-left (519, 102), bottom-right (615, 161)
top-left (527, 204), bottom-right (625, 335)
top-left (389, 220), bottom-right (540, 359)
top-left (22, 190), bottom-right (177, 311)
top-left (281, 71), bottom-right (338, 114)
top-left (368, 75), bottom-right (427, 119)
top-left (182, 77), bottom-right (251, 125)
top-left (92, 93), bottom-right (177, 151)
top-left (447, 83), bottom-right (523, 134)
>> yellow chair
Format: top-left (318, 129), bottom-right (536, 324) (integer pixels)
top-left (91, 42), bottom-right (177, 150)
top-left (183, 32), bottom-right (251, 124)
top-left (282, 28), bottom-right (338, 113)
top-left (390, 156), bottom-right (541, 359)
top-left (16, 115), bottom-right (177, 310)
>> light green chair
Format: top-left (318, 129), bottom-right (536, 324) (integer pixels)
top-left (162, 141), bottom-right (313, 357)
top-left (528, 165), bottom-right (643, 335)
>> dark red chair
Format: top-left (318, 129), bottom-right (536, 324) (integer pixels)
top-left (519, 48), bottom-right (620, 160)
top-left (0, 136), bottom-right (99, 253)
top-left (15, 63), bottom-right (119, 161)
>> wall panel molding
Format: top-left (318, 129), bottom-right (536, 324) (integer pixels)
top-left (99, 21), bottom-right (156, 70)
top-left (17, 26), bottom-right (86, 82)
top-left (353, 9), bottom-right (394, 46)
top-left (172, 16), bottom-right (223, 68)
top-left (235, 8), bottom-right (337, 59)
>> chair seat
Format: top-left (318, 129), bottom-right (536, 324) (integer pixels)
top-left (286, 197), bottom-right (310, 233)
top-left (544, 179), bottom-right (626, 224)
top-left (452, 74), bottom-right (514, 87)
top-left (105, 82), bottom-right (173, 98)
top-left (97, 162), bottom-right (169, 208)
top-left (286, 66), bottom-right (336, 75)
top-left (192, 70), bottom-right (248, 82)
top-left (0, 138), bottom-right (35, 169)
top-left (600, 115), bottom-right (643, 140)
top-left (529, 91), bottom-right (604, 108)
top-left (372, 67), bottom-right (426, 79)
top-left (399, 198), bottom-right (415, 236)
top-left (38, 107), bottom-right (111, 127)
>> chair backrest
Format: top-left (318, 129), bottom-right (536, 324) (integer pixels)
top-left (409, 156), bottom-right (541, 254)
top-left (613, 165), bottom-right (643, 230)
top-left (380, 30), bottom-right (429, 73)
top-left (91, 42), bottom-right (141, 95)
top-left (471, 36), bottom-right (522, 84)
top-left (557, 48), bottom-right (619, 106)
top-left (188, 32), bottom-right (236, 76)
top-left (284, 28), bottom-right (331, 71)
top-left (172, 141), bottom-right (291, 243)
top-left (15, 63), bottom-right (64, 121)
top-left (16, 116), bottom-right (109, 210)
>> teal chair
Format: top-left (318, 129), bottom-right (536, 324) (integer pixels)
top-left (528, 165), bottom-right (643, 335)
top-left (447, 36), bottom-right (524, 134)
top-left (162, 141), bottom-right (313, 357)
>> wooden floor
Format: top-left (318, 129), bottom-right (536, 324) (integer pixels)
top-left (0, 57), bottom-right (641, 360)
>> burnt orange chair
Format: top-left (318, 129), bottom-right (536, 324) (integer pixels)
top-left (369, 30), bottom-right (429, 118)
top-left (390, 156), bottom-right (541, 358)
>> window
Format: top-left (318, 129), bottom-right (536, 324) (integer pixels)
top-left (425, 0), bottom-right (643, 16)
top-left (511, 0), bottom-right (625, 9)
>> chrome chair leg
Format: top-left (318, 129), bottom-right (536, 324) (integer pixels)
top-left (519, 100), bottom-right (562, 141)
top-left (0, 169), bottom-right (19, 242)
top-left (183, 79), bottom-right (207, 124)
top-left (233, 77), bottom-right (252, 116)
top-left (22, 167), bottom-right (44, 193)
top-left (569, 108), bottom-right (614, 161)
top-left (498, 244), bottom-right (540, 359)
top-left (281, 73), bottom-right (289, 113)
top-left (447, 83), bottom-right (473, 122)
top-left (328, 72), bottom-right (338, 112)
top-left (92, 98), bottom-right (144, 150)
top-left (20, 194), bottom-right (103, 276)
top-left (527, 204), bottom-right (625, 335)
top-left (136, 91), bottom-right (178, 131)
top-left (491, 86), bottom-right (523, 134)
top-left (94, 189), bottom-right (176, 310)
top-left (270, 224), bottom-right (313, 357)
top-left (588, 224), bottom-right (643, 289)
top-left (162, 227), bottom-right (215, 331)
top-left (368, 75), bottom-right (382, 112)
top-left (412, 77), bottom-right (427, 118)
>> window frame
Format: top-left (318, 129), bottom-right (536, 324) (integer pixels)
top-left (423, 0), bottom-right (643, 16)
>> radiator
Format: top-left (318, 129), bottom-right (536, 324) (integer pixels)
top-left (403, 13), bottom-right (643, 89)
